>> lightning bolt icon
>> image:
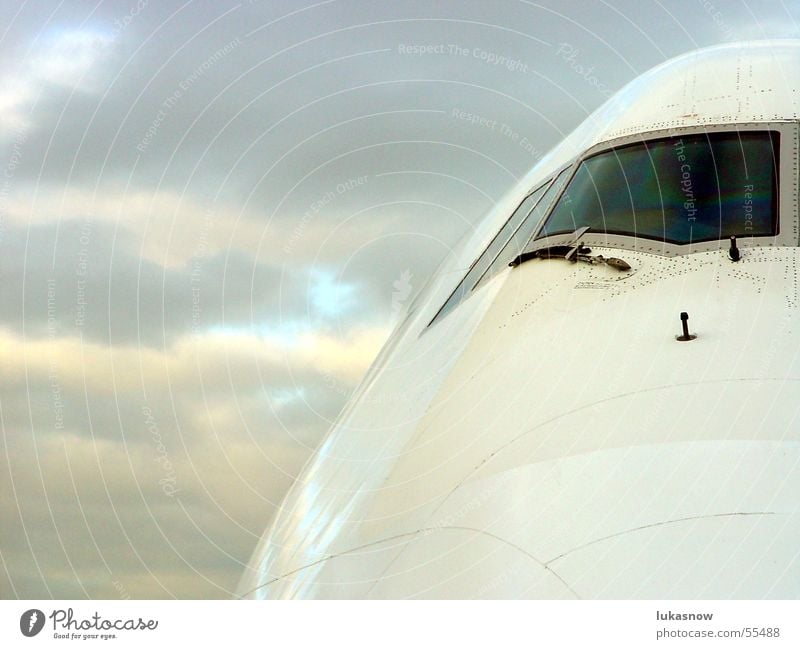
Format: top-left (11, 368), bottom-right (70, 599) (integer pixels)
top-left (28, 612), bottom-right (37, 632)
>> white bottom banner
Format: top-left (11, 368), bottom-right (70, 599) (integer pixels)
top-left (1, 600), bottom-right (798, 648)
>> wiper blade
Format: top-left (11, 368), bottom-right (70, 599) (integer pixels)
top-left (509, 226), bottom-right (590, 267)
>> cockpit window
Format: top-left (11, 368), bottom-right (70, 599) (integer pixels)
top-left (473, 165), bottom-right (573, 291)
top-left (428, 179), bottom-right (553, 326)
top-left (536, 131), bottom-right (779, 245)
top-left (426, 130), bottom-right (781, 329)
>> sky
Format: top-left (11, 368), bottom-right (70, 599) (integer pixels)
top-left (1, 0), bottom-right (799, 599)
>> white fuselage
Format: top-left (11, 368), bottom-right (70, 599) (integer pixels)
top-left (240, 41), bottom-right (800, 598)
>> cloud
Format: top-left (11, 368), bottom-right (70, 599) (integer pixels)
top-left (0, 429), bottom-right (310, 598)
top-left (4, 186), bottom-right (263, 268)
top-left (0, 216), bottom-right (303, 347)
top-left (0, 323), bottom-right (384, 409)
top-left (0, 203), bottom-right (449, 353)
top-left (0, 29), bottom-right (112, 129)
top-left (0, 314), bottom-right (383, 597)
top-left (29, 30), bottom-right (113, 89)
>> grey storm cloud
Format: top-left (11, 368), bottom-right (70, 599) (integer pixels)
top-left (3, 0), bottom-right (800, 600)
top-left (5, 0), bottom-right (639, 205)
top-left (0, 218), bottom-right (298, 346)
top-left (0, 213), bottom-right (450, 350)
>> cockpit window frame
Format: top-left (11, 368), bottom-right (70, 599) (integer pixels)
top-left (529, 122), bottom-right (799, 256)
top-left (426, 169), bottom-right (571, 328)
top-left (424, 122), bottom-right (799, 331)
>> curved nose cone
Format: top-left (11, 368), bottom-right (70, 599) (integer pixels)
top-left (239, 41), bottom-right (800, 598)
top-left (240, 252), bottom-right (800, 598)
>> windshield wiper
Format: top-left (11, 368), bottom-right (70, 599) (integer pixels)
top-left (509, 225), bottom-right (631, 271)
top-left (508, 225), bottom-right (590, 267)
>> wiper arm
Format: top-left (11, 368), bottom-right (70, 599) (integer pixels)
top-left (509, 225), bottom-right (631, 271)
top-left (509, 226), bottom-right (590, 267)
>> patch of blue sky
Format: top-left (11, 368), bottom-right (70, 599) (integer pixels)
top-left (308, 269), bottom-right (358, 319)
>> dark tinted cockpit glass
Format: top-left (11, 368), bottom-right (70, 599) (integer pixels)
top-left (537, 131), bottom-right (778, 244)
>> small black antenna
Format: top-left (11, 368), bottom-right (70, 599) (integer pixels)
top-left (676, 312), bottom-right (697, 342)
top-left (729, 235), bottom-right (740, 262)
